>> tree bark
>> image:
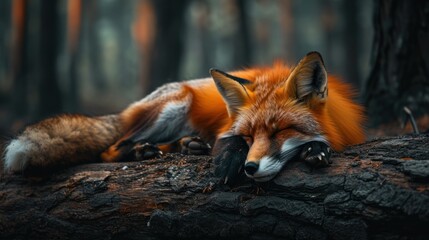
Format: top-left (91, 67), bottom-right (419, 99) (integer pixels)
top-left (1, 134), bottom-right (429, 240)
top-left (365, 0), bottom-right (429, 126)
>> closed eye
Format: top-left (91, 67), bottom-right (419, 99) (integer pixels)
top-left (241, 135), bottom-right (253, 146)
top-left (272, 126), bottom-right (301, 138)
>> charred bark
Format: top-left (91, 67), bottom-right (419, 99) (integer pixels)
top-left (1, 135), bottom-right (429, 240)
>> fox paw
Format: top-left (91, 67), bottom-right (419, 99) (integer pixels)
top-left (180, 136), bottom-right (211, 155)
top-left (213, 136), bottom-right (249, 185)
top-left (300, 141), bottom-right (332, 168)
top-left (133, 142), bottom-right (163, 160)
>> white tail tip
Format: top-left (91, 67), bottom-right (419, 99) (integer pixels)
top-left (4, 139), bottom-right (33, 173)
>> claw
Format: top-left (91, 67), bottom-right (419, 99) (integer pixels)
top-left (308, 147), bottom-right (312, 152)
top-left (323, 157), bottom-right (328, 164)
top-left (318, 155), bottom-right (322, 161)
top-left (327, 147), bottom-right (330, 153)
top-left (321, 152), bottom-right (325, 157)
top-left (224, 176), bottom-right (229, 185)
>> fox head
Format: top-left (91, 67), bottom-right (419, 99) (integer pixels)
top-left (210, 52), bottom-right (329, 182)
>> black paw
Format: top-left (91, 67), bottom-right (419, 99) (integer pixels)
top-left (133, 142), bottom-right (163, 160)
top-left (212, 136), bottom-right (249, 185)
top-left (300, 141), bottom-right (332, 168)
top-left (180, 136), bottom-right (211, 155)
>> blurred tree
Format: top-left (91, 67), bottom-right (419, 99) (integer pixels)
top-left (66, 0), bottom-right (82, 112)
top-left (321, 0), bottom-right (335, 69)
top-left (0, 1), bottom-right (11, 98)
top-left (110, 0), bottom-right (134, 87)
top-left (38, 0), bottom-right (62, 118)
top-left (133, 0), bottom-right (156, 95)
top-left (140, 0), bottom-right (189, 94)
top-left (193, 0), bottom-right (211, 76)
top-left (10, 0), bottom-right (29, 118)
top-left (343, 0), bottom-right (360, 89)
top-left (366, 0), bottom-right (429, 126)
top-left (235, 0), bottom-right (252, 66)
top-left (279, 0), bottom-right (295, 60)
top-left (83, 0), bottom-right (106, 90)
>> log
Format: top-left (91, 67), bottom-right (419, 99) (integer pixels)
top-left (1, 134), bottom-right (429, 240)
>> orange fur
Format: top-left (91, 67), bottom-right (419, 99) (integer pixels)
top-left (187, 62), bottom-right (364, 152)
top-left (315, 76), bottom-right (365, 150)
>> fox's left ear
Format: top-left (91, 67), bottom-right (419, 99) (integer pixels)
top-left (210, 68), bottom-right (252, 117)
top-left (285, 51), bottom-right (328, 107)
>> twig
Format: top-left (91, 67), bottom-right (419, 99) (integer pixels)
top-left (403, 106), bottom-right (419, 134)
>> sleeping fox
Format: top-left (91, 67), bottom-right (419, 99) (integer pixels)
top-left (3, 52), bottom-right (365, 183)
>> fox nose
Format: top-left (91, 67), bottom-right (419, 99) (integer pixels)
top-left (244, 162), bottom-right (259, 176)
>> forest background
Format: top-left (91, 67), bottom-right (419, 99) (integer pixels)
top-left (0, 0), bottom-right (428, 138)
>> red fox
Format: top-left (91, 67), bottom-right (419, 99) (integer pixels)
top-left (3, 52), bottom-right (365, 182)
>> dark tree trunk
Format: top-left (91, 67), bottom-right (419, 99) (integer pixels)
top-left (146, 0), bottom-right (188, 93)
top-left (0, 1), bottom-right (11, 79)
top-left (66, 0), bottom-right (82, 113)
top-left (1, 135), bottom-right (429, 240)
top-left (321, 0), bottom-right (335, 73)
top-left (10, 0), bottom-right (29, 118)
top-left (365, 0), bottom-right (429, 126)
top-left (38, 0), bottom-right (62, 118)
top-left (343, 0), bottom-right (361, 90)
top-left (194, 1), bottom-right (211, 77)
top-left (235, 0), bottom-right (252, 66)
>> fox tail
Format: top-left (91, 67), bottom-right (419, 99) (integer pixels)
top-left (3, 114), bottom-right (123, 174)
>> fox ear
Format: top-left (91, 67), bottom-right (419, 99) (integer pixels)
top-left (210, 68), bottom-right (251, 117)
top-left (286, 51), bottom-right (328, 106)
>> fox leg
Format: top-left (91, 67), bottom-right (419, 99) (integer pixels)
top-left (119, 136), bottom-right (212, 162)
top-left (101, 83), bottom-right (198, 162)
top-left (137, 136), bottom-right (211, 158)
top-left (212, 136), bottom-right (249, 185)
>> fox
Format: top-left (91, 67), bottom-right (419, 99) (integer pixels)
top-left (3, 52), bottom-right (365, 183)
